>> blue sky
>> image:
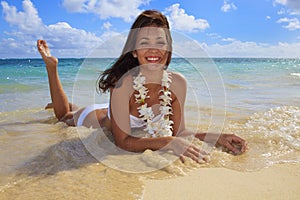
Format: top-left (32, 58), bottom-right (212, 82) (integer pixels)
top-left (1, 0), bottom-right (300, 58)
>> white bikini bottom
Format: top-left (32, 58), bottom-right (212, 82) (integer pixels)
top-left (76, 103), bottom-right (163, 128)
top-left (76, 104), bottom-right (108, 127)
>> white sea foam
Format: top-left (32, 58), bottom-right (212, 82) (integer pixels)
top-left (291, 72), bottom-right (300, 77)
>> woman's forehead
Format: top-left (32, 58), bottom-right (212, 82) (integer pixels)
top-left (136, 27), bottom-right (166, 39)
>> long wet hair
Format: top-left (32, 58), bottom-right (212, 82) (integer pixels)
top-left (97, 10), bottom-right (173, 92)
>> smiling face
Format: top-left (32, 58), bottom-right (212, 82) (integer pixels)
top-left (133, 27), bottom-right (169, 69)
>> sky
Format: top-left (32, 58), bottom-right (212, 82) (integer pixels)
top-left (1, 0), bottom-right (300, 58)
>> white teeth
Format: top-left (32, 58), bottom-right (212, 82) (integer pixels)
top-left (147, 57), bottom-right (159, 61)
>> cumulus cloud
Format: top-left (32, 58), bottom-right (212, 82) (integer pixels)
top-left (164, 4), bottom-right (209, 32)
top-left (1, 0), bottom-right (299, 59)
top-left (222, 37), bottom-right (236, 42)
top-left (221, 0), bottom-right (237, 12)
top-left (277, 17), bottom-right (300, 30)
top-left (1, 0), bottom-right (45, 34)
top-left (274, 0), bottom-right (300, 14)
top-left (203, 40), bottom-right (300, 58)
top-left (62, 0), bottom-right (149, 22)
top-left (102, 21), bottom-right (112, 30)
top-left (167, 32), bottom-right (300, 58)
top-left (165, 30), bottom-right (300, 58)
top-left (0, 0), bottom-right (104, 58)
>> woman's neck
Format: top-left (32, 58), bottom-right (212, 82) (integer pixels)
top-left (139, 66), bottom-right (164, 84)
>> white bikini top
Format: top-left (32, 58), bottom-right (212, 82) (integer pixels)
top-left (128, 113), bottom-right (164, 128)
top-left (76, 103), bottom-right (163, 128)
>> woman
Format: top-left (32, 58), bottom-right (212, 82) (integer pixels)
top-left (38, 10), bottom-right (246, 163)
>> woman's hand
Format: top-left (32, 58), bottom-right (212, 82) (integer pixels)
top-left (195, 133), bottom-right (247, 155)
top-left (168, 137), bottom-right (209, 163)
top-left (216, 134), bottom-right (247, 155)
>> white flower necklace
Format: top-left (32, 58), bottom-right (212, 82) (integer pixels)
top-left (133, 70), bottom-right (173, 138)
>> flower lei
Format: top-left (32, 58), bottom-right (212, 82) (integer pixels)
top-left (133, 70), bottom-right (173, 138)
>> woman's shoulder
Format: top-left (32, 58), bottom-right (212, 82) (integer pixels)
top-left (169, 71), bottom-right (187, 86)
top-left (168, 71), bottom-right (187, 98)
top-left (110, 72), bottom-right (134, 97)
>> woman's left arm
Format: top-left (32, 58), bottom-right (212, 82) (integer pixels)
top-left (195, 132), bottom-right (247, 155)
top-left (170, 72), bottom-right (247, 155)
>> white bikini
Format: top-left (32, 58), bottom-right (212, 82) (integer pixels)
top-left (76, 103), bottom-right (164, 128)
top-left (76, 104), bottom-right (108, 127)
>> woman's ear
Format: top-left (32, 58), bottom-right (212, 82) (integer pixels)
top-left (132, 51), bottom-right (137, 58)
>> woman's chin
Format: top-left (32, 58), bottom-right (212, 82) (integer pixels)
top-left (140, 63), bottom-right (165, 72)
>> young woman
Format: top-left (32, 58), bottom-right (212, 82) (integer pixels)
top-left (38, 10), bottom-right (246, 163)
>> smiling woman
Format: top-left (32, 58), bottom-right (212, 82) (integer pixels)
top-left (133, 27), bottom-right (169, 66)
top-left (38, 9), bottom-right (246, 165)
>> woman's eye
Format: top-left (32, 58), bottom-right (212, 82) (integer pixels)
top-left (140, 42), bottom-right (149, 46)
top-left (157, 41), bottom-right (166, 46)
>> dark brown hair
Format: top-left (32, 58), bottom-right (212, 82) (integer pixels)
top-left (97, 10), bottom-right (173, 92)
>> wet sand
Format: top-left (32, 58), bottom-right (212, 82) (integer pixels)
top-left (143, 163), bottom-right (300, 200)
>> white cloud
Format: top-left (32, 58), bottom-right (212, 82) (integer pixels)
top-left (277, 8), bottom-right (286, 15)
top-left (277, 17), bottom-right (300, 30)
top-left (274, 0), bottom-right (300, 14)
top-left (274, 0), bottom-right (287, 4)
top-left (62, 0), bottom-right (149, 22)
top-left (206, 33), bottom-right (222, 40)
top-left (170, 33), bottom-right (300, 58)
top-left (266, 16), bottom-right (271, 20)
top-left (221, 0), bottom-right (237, 13)
top-left (1, 0), bottom-right (300, 59)
top-left (0, 0), bottom-right (104, 58)
top-left (102, 21), bottom-right (112, 30)
top-left (222, 37), bottom-right (236, 42)
top-left (164, 4), bottom-right (209, 32)
top-left (1, 0), bottom-right (45, 34)
top-left (203, 40), bottom-right (300, 58)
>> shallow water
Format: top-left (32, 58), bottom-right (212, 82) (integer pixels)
top-left (0, 58), bottom-right (299, 199)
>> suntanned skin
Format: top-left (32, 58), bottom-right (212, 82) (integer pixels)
top-left (38, 38), bottom-right (246, 163)
top-left (37, 39), bottom-right (110, 128)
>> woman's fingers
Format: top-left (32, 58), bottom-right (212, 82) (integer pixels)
top-left (223, 141), bottom-right (239, 155)
top-left (224, 140), bottom-right (245, 155)
top-left (232, 137), bottom-right (247, 152)
top-left (173, 137), bottom-right (210, 164)
top-left (183, 145), bottom-right (210, 163)
top-left (218, 134), bottom-right (247, 155)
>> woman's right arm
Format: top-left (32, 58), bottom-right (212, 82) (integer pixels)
top-left (111, 111), bottom-right (204, 163)
top-left (109, 84), bottom-right (173, 152)
top-left (109, 76), bottom-right (206, 163)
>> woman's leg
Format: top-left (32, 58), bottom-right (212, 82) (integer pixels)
top-left (37, 39), bottom-right (72, 120)
top-left (37, 39), bottom-right (111, 129)
top-left (45, 102), bottom-right (79, 111)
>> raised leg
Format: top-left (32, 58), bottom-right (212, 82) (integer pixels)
top-left (37, 39), bottom-right (72, 120)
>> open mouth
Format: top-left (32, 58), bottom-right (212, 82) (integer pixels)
top-left (146, 56), bottom-right (160, 63)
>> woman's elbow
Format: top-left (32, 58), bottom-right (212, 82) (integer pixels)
top-left (114, 137), bottom-right (133, 152)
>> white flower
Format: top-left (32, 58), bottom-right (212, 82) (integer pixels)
top-left (159, 93), bottom-right (172, 103)
top-left (133, 70), bottom-right (173, 138)
top-left (133, 73), bottom-right (146, 88)
top-left (161, 71), bottom-right (172, 88)
top-left (159, 106), bottom-right (172, 115)
top-left (144, 122), bottom-right (158, 135)
top-left (138, 104), bottom-right (154, 120)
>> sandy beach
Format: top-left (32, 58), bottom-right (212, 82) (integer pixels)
top-left (143, 163), bottom-right (300, 200)
top-left (1, 58), bottom-right (299, 199)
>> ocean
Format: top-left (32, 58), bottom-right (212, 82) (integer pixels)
top-left (0, 57), bottom-right (299, 199)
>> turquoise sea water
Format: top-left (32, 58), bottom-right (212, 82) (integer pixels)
top-left (1, 58), bottom-right (299, 113)
top-left (0, 58), bottom-right (299, 199)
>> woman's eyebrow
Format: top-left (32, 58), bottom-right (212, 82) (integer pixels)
top-left (139, 37), bottom-right (150, 40)
top-left (139, 36), bottom-right (164, 40)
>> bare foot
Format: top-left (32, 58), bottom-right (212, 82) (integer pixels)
top-left (45, 102), bottom-right (79, 111)
top-left (37, 40), bottom-right (58, 68)
top-left (45, 102), bottom-right (53, 109)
